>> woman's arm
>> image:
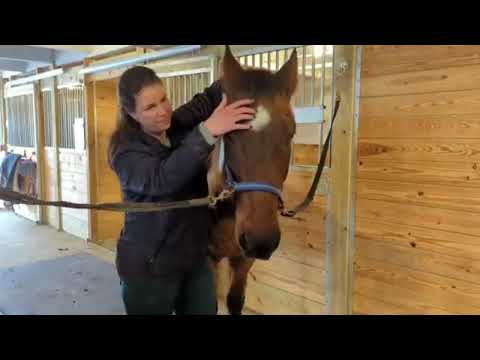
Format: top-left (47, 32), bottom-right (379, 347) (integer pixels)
top-left (112, 127), bottom-right (214, 198)
top-left (170, 79), bottom-right (255, 145)
top-left (171, 80), bottom-right (223, 131)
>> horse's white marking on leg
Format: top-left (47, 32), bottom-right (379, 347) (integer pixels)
top-left (250, 106), bottom-right (271, 132)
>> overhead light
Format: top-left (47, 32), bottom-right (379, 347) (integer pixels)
top-left (2, 71), bottom-right (22, 79)
top-left (314, 45), bottom-right (334, 58)
top-left (4, 84), bottom-right (34, 98)
top-left (79, 45), bottom-right (202, 75)
top-left (57, 82), bottom-right (83, 90)
top-left (6, 68), bottom-right (64, 87)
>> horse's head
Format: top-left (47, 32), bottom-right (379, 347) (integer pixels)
top-left (215, 45), bottom-right (298, 260)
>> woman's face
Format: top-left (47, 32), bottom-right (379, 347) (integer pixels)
top-left (129, 83), bottom-right (173, 136)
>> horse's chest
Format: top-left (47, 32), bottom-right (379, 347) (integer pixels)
top-left (209, 210), bottom-right (242, 260)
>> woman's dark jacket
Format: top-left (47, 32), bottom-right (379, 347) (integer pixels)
top-left (111, 81), bottom-right (223, 281)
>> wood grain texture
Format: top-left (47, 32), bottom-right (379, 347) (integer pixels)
top-left (362, 64), bottom-right (480, 97)
top-left (294, 124), bottom-right (321, 145)
top-left (358, 198), bottom-right (480, 237)
top-left (355, 232), bottom-right (480, 285)
top-left (92, 80), bottom-right (123, 243)
top-left (96, 214), bottom-right (124, 241)
top-left (356, 219), bottom-right (480, 261)
top-left (43, 148), bottom-right (58, 228)
top-left (361, 90), bottom-right (480, 117)
top-left (245, 278), bottom-right (325, 315)
top-left (357, 159), bottom-right (480, 188)
top-left (292, 144), bottom-right (319, 166)
top-left (362, 46), bottom-right (480, 78)
top-left (353, 292), bottom-right (454, 315)
top-left (251, 255), bottom-right (325, 304)
top-left (356, 45), bottom-right (480, 315)
top-left (359, 114), bottom-right (480, 139)
top-left (357, 179), bottom-right (480, 213)
top-left (354, 258), bottom-right (480, 314)
top-left (358, 139), bottom-right (480, 163)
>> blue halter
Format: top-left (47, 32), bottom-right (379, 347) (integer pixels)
top-left (219, 137), bottom-right (284, 206)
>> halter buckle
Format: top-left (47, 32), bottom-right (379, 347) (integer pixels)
top-left (209, 188), bottom-right (235, 208)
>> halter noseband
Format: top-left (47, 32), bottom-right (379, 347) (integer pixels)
top-left (219, 137), bottom-right (284, 207)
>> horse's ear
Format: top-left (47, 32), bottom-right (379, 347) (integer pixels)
top-left (275, 49), bottom-right (298, 98)
top-left (222, 45), bottom-right (244, 88)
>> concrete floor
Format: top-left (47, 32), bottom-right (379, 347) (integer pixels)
top-left (0, 209), bottom-right (250, 315)
top-left (0, 209), bottom-right (124, 315)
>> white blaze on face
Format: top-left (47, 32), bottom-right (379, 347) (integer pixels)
top-left (251, 105), bottom-right (272, 132)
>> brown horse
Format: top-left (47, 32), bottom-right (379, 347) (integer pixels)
top-left (207, 46), bottom-right (298, 315)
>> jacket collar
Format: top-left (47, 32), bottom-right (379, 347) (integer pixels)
top-left (136, 128), bottom-right (180, 151)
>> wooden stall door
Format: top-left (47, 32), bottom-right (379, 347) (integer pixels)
top-left (92, 79), bottom-right (123, 250)
top-left (355, 45), bottom-right (480, 315)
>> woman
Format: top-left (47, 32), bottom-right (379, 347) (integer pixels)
top-left (108, 66), bottom-right (255, 315)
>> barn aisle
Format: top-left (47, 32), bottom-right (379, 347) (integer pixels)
top-left (0, 209), bottom-right (125, 315)
top-left (0, 209), bottom-right (258, 315)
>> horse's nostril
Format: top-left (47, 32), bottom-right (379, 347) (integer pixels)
top-left (239, 233), bottom-right (248, 251)
top-left (254, 244), bottom-right (274, 260)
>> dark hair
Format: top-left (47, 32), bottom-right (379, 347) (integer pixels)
top-left (108, 66), bottom-right (163, 167)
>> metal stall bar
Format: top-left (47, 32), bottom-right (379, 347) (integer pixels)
top-left (0, 78), bottom-right (8, 149)
top-left (33, 82), bottom-right (46, 224)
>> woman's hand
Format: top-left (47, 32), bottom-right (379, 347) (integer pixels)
top-left (202, 94), bottom-right (256, 137)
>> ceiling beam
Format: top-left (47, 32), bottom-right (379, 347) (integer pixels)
top-left (0, 45), bottom-right (54, 64)
top-left (88, 45), bottom-right (134, 57)
top-left (0, 59), bottom-right (28, 73)
top-left (54, 50), bottom-right (90, 67)
top-left (29, 45), bottom-right (94, 53)
top-left (135, 45), bottom-right (166, 50)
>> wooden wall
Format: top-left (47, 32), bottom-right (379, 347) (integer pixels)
top-left (90, 79), bottom-right (123, 250)
top-left (355, 45), bottom-right (480, 314)
top-left (43, 148), bottom-right (89, 239)
top-left (44, 148), bottom-right (59, 228)
top-left (59, 149), bottom-right (88, 239)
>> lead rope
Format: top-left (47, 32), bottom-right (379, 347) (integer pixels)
top-left (0, 187), bottom-right (234, 214)
top-left (280, 95), bottom-right (342, 218)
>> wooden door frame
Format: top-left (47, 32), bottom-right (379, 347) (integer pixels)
top-left (325, 45), bottom-right (363, 315)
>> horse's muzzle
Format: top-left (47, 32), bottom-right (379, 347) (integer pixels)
top-left (239, 231), bottom-right (280, 260)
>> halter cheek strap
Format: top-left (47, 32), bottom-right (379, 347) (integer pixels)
top-left (219, 137), bottom-right (284, 206)
top-left (219, 136), bottom-right (226, 173)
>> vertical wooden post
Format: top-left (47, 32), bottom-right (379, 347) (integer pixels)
top-left (51, 75), bottom-right (63, 231)
top-left (325, 45), bottom-right (363, 315)
top-left (83, 59), bottom-right (97, 243)
top-left (210, 55), bottom-right (218, 84)
top-left (33, 81), bottom-right (46, 224)
top-left (0, 77), bottom-right (7, 149)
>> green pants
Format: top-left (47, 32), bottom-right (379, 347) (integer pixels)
top-left (121, 259), bottom-right (217, 315)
